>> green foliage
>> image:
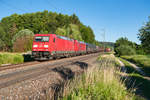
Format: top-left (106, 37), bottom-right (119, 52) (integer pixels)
top-left (55, 27), bottom-right (67, 36)
top-left (121, 55), bottom-right (150, 76)
top-left (62, 54), bottom-right (139, 100)
top-left (0, 24), bottom-right (9, 51)
top-left (115, 37), bottom-right (138, 56)
top-left (118, 57), bottom-right (148, 100)
top-left (56, 24), bottom-right (83, 41)
top-left (127, 73), bottom-right (150, 100)
top-left (115, 37), bottom-right (136, 49)
top-left (0, 39), bottom-right (5, 51)
top-left (12, 29), bottom-right (34, 52)
top-left (13, 54), bottom-right (24, 64)
top-left (135, 44), bottom-right (146, 55)
top-left (0, 53), bottom-right (24, 65)
top-left (80, 24), bottom-right (95, 43)
top-left (99, 42), bottom-right (114, 50)
top-left (12, 29), bottom-right (34, 43)
top-left (0, 10), bottom-right (97, 52)
top-left (69, 24), bottom-right (83, 41)
top-left (23, 37), bottom-right (33, 52)
top-left (115, 45), bottom-right (136, 56)
top-left (119, 55), bottom-right (150, 100)
top-left (118, 57), bottom-right (140, 74)
top-left (138, 17), bottom-right (150, 54)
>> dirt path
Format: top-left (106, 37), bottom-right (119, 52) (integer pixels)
top-left (110, 54), bottom-right (127, 73)
top-left (115, 55), bottom-right (150, 81)
top-left (126, 60), bottom-right (145, 75)
top-left (124, 60), bottom-right (150, 81)
top-left (115, 56), bottom-right (146, 76)
top-left (115, 57), bottom-right (125, 67)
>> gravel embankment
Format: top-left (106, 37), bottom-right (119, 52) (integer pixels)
top-left (0, 53), bottom-right (99, 100)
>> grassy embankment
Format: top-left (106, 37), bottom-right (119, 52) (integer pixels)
top-left (61, 54), bottom-right (142, 100)
top-left (0, 52), bottom-right (24, 66)
top-left (119, 57), bottom-right (150, 100)
top-left (121, 55), bottom-right (150, 76)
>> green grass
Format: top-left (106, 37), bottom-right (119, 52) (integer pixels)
top-left (61, 54), bottom-right (142, 100)
top-left (126, 73), bottom-right (150, 100)
top-left (0, 52), bottom-right (24, 65)
top-left (118, 58), bottom-right (140, 74)
top-left (121, 55), bottom-right (150, 76)
top-left (118, 57), bottom-right (150, 100)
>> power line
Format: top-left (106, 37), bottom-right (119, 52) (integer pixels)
top-left (100, 28), bottom-right (106, 50)
top-left (100, 28), bottom-right (106, 42)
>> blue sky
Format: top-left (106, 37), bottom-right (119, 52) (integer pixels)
top-left (0, 0), bottom-right (150, 43)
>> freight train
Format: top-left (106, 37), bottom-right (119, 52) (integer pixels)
top-left (32, 34), bottom-right (102, 60)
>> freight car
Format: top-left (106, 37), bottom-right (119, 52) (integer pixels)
top-left (32, 34), bottom-right (100, 60)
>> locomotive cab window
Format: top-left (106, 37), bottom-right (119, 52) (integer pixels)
top-left (34, 36), bottom-right (49, 42)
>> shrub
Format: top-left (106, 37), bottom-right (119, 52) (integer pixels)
top-left (115, 45), bottom-right (136, 56)
top-left (0, 53), bottom-right (24, 65)
top-left (13, 55), bottom-right (24, 64)
top-left (12, 29), bottom-right (34, 52)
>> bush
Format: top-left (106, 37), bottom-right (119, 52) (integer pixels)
top-left (12, 29), bottom-right (34, 52)
top-left (0, 53), bottom-right (24, 65)
top-left (13, 55), bottom-right (24, 64)
top-left (115, 45), bottom-right (136, 56)
top-left (136, 49), bottom-right (146, 55)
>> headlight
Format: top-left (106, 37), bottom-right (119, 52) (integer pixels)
top-left (33, 45), bottom-right (38, 47)
top-left (44, 45), bottom-right (49, 48)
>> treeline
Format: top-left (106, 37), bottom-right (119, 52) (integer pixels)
top-left (0, 10), bottom-right (99, 52)
top-left (114, 37), bottom-right (144, 56)
top-left (99, 42), bottom-right (114, 49)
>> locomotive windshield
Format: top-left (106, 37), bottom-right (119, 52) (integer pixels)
top-left (34, 36), bottom-right (49, 42)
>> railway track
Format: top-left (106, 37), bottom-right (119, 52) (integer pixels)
top-left (0, 53), bottom-right (100, 89)
top-left (0, 53), bottom-right (102, 71)
top-left (0, 61), bottom-right (39, 71)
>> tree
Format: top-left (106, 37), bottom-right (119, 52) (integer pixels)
top-left (80, 24), bottom-right (95, 43)
top-left (0, 24), bottom-right (9, 51)
top-left (12, 29), bottom-right (34, 52)
top-left (55, 24), bottom-right (83, 41)
top-left (0, 10), bottom-right (97, 51)
top-left (115, 37), bottom-right (136, 56)
top-left (115, 45), bottom-right (136, 56)
top-left (0, 39), bottom-right (5, 51)
top-left (138, 16), bottom-right (150, 54)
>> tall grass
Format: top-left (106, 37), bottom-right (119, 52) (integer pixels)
top-left (0, 52), bottom-right (24, 65)
top-left (61, 54), bottom-right (140, 100)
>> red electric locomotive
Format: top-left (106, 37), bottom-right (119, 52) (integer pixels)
top-left (32, 34), bottom-right (86, 60)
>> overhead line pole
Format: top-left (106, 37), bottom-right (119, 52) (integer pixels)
top-left (101, 28), bottom-right (106, 52)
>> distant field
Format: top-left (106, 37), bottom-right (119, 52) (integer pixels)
top-left (0, 52), bottom-right (24, 66)
top-left (121, 55), bottom-right (150, 76)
